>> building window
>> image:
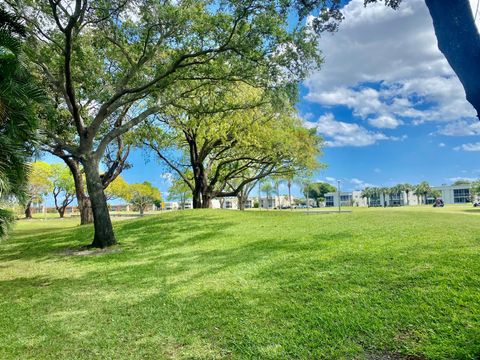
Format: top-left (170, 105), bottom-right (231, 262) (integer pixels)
top-left (226, 201), bottom-right (232, 209)
top-left (325, 196), bottom-right (334, 207)
top-left (369, 196), bottom-right (381, 207)
top-left (340, 195), bottom-right (352, 206)
top-left (453, 188), bottom-right (470, 203)
top-left (389, 192), bottom-right (404, 206)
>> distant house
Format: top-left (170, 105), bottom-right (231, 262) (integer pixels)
top-left (259, 195), bottom-right (292, 209)
top-left (163, 202), bottom-right (179, 210)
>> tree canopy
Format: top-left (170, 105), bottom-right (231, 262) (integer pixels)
top-left (138, 83), bottom-right (322, 208)
top-left (7, 0), bottom-right (335, 247)
top-left (303, 182), bottom-right (336, 205)
top-left (127, 182), bottom-right (162, 216)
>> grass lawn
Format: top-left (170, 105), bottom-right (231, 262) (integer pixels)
top-left (1, 207), bottom-right (479, 359)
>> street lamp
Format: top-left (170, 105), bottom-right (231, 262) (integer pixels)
top-left (337, 180), bottom-right (341, 213)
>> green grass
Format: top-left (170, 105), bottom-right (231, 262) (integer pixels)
top-left (1, 207), bottom-right (479, 359)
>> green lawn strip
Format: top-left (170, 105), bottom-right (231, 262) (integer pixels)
top-left (0, 208), bottom-right (479, 359)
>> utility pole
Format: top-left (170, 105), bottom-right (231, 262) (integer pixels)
top-left (258, 181), bottom-right (261, 210)
top-left (337, 180), bottom-right (341, 213)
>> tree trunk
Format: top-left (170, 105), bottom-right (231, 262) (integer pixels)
top-left (288, 181), bottom-right (292, 210)
top-left (192, 188), bottom-right (202, 209)
top-left (139, 206), bottom-right (144, 216)
top-left (63, 157), bottom-right (93, 225)
top-left (238, 193), bottom-right (246, 211)
top-left (78, 196), bottom-right (93, 224)
top-left (58, 207), bottom-right (65, 218)
top-left (425, 0), bottom-right (480, 119)
top-left (25, 200), bottom-right (32, 219)
top-left (201, 193), bottom-right (212, 208)
top-left (83, 157), bottom-right (117, 248)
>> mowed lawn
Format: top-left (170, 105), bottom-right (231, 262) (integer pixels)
top-left (1, 208), bottom-right (479, 359)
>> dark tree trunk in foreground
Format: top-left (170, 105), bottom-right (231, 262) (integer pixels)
top-left (25, 201), bottom-right (32, 219)
top-left (83, 157), bottom-right (116, 248)
top-left (192, 187), bottom-right (202, 209)
top-left (425, 0), bottom-right (480, 119)
top-left (58, 208), bottom-right (65, 218)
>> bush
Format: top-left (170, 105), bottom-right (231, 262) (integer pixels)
top-left (0, 208), bottom-right (15, 240)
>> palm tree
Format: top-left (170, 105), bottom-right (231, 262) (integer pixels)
top-left (361, 187), bottom-right (372, 207)
top-left (260, 181), bottom-right (274, 209)
top-left (380, 187), bottom-right (390, 207)
top-left (403, 183), bottom-right (414, 206)
top-left (414, 182), bottom-right (432, 205)
top-left (0, 7), bottom-right (41, 238)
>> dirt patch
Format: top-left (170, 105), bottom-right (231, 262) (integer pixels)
top-left (59, 246), bottom-right (123, 256)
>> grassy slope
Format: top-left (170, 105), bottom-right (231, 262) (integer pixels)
top-left (0, 208), bottom-right (479, 359)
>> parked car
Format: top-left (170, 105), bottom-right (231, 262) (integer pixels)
top-left (433, 198), bottom-right (444, 207)
top-left (474, 202), bottom-right (480, 207)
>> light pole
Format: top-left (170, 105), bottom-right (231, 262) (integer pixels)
top-left (337, 180), bottom-right (341, 213)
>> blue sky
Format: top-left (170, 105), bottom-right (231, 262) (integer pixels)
top-left (43, 0), bottom-right (480, 200)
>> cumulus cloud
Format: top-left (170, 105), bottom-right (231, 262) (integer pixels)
top-left (437, 120), bottom-right (480, 136)
top-left (304, 0), bottom-right (478, 130)
top-left (305, 113), bottom-right (405, 147)
top-left (454, 143), bottom-right (480, 152)
top-left (349, 178), bottom-right (376, 189)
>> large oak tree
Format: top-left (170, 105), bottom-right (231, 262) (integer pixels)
top-left (9, 0), bottom-right (335, 247)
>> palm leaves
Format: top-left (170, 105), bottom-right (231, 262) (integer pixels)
top-left (0, 6), bottom-right (41, 238)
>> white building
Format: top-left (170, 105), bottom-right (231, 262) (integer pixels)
top-left (259, 195), bottom-right (293, 209)
top-left (431, 184), bottom-right (475, 204)
top-left (324, 183), bottom-right (475, 207)
top-left (163, 201), bottom-right (179, 210)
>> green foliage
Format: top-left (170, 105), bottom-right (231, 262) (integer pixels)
top-left (414, 181), bottom-right (432, 203)
top-left (167, 177), bottom-right (191, 201)
top-left (105, 176), bottom-right (130, 201)
top-left (139, 83), bottom-right (323, 205)
top-left (26, 162), bottom-right (53, 204)
top-left (452, 179), bottom-right (471, 186)
top-left (51, 164), bottom-right (75, 195)
top-left (303, 182), bottom-right (336, 203)
top-left (0, 6), bottom-right (41, 201)
top-left (0, 208), bottom-right (14, 240)
top-left (128, 181), bottom-right (162, 214)
top-left (50, 163), bottom-right (76, 216)
top-left (471, 180), bottom-right (480, 197)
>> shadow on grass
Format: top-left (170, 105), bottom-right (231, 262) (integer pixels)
top-left (1, 210), bottom-right (479, 359)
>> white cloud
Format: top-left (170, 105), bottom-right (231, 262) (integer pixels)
top-left (349, 178), bottom-right (376, 189)
top-left (454, 142), bottom-right (480, 152)
top-left (438, 142), bottom-right (446, 147)
top-left (447, 177), bottom-right (477, 183)
top-left (306, 113), bottom-right (404, 147)
top-left (368, 115), bottom-right (402, 129)
top-left (305, 0), bottom-right (478, 129)
top-left (160, 172), bottom-right (174, 184)
top-left (437, 120), bottom-right (480, 136)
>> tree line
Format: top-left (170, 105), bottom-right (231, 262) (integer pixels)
top-left (1, 0), bottom-right (479, 246)
top-left (24, 162), bottom-right (162, 218)
top-left (360, 180), bottom-right (480, 207)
